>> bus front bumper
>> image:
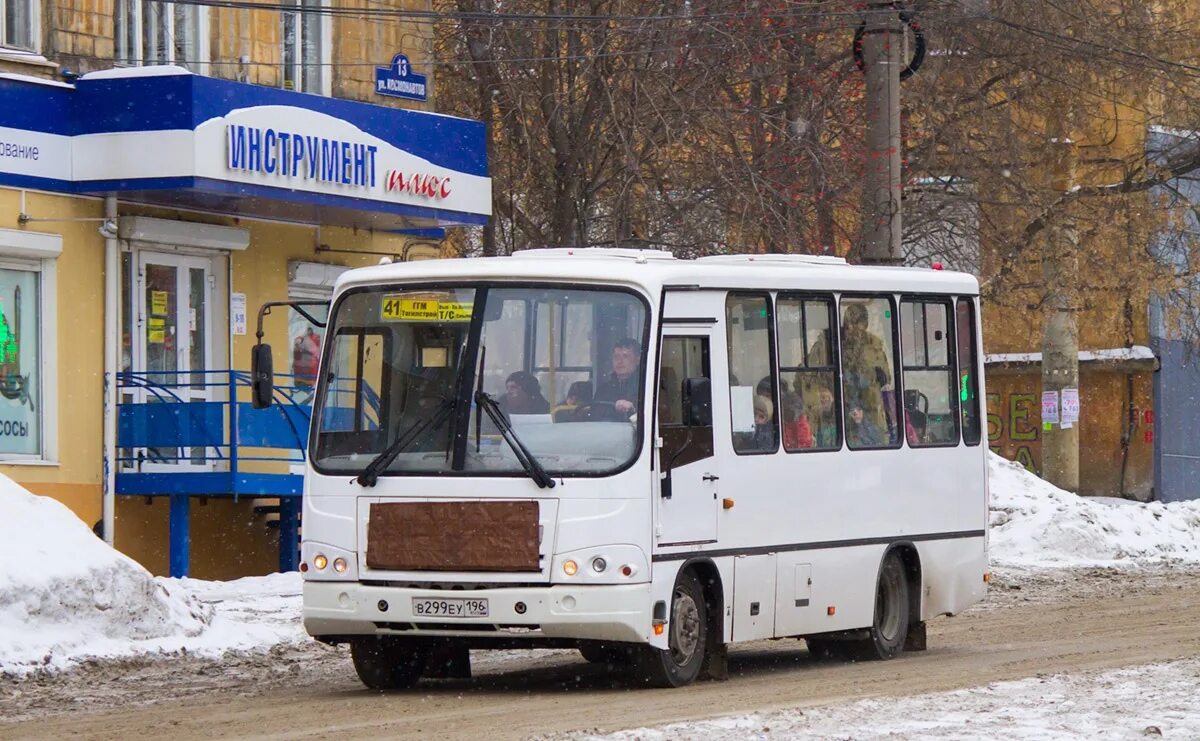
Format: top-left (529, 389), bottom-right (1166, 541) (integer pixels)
top-left (303, 581), bottom-right (654, 644)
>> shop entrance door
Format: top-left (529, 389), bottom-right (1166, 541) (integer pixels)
top-left (134, 251), bottom-right (215, 469)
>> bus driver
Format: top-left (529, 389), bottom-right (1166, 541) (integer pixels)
top-left (594, 338), bottom-right (641, 418)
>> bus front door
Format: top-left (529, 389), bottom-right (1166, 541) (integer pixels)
top-left (656, 331), bottom-right (720, 546)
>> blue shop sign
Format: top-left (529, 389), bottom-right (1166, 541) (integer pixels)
top-left (375, 53), bottom-right (428, 102)
top-left (0, 68), bottom-right (490, 229)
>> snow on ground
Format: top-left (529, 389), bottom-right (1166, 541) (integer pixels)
top-left (576, 658), bottom-right (1200, 740)
top-left (988, 453), bottom-right (1200, 567)
top-left (0, 474), bottom-right (304, 676)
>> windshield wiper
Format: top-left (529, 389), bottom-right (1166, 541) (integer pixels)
top-left (356, 397), bottom-right (456, 487)
top-left (474, 390), bottom-right (556, 489)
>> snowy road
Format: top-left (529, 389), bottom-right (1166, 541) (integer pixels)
top-left (3, 566), bottom-right (1199, 740)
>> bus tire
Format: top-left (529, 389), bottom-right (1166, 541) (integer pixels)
top-left (350, 637), bottom-right (427, 690)
top-left (635, 570), bottom-right (707, 687)
top-left (849, 553), bottom-right (910, 661)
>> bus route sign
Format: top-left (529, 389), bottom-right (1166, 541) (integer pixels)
top-left (381, 296), bottom-right (471, 322)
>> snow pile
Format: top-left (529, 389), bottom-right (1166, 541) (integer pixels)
top-left (0, 476), bottom-right (211, 675)
top-left (580, 657), bottom-right (1200, 740)
top-left (172, 572), bottom-right (305, 655)
top-left (988, 453), bottom-right (1200, 567)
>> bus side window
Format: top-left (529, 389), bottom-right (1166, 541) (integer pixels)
top-left (777, 294), bottom-right (840, 451)
top-left (956, 298), bottom-right (982, 445)
top-left (726, 293), bottom-right (778, 454)
top-left (840, 296), bottom-right (900, 449)
top-left (900, 299), bottom-right (958, 446)
top-left (659, 336), bottom-right (711, 465)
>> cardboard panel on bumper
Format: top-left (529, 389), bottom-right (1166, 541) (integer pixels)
top-left (366, 501), bottom-right (540, 572)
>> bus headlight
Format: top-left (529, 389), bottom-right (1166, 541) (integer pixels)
top-left (302, 542), bottom-right (357, 580)
top-left (554, 546), bottom-right (647, 583)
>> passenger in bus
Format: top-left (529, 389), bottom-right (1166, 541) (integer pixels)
top-left (846, 401), bottom-right (884, 447)
top-left (749, 394), bottom-right (778, 450)
top-left (502, 371), bottom-right (551, 415)
top-left (552, 381), bottom-right (594, 422)
top-left (781, 394), bottom-right (815, 449)
top-left (810, 386), bottom-right (839, 448)
top-left (594, 338), bottom-right (642, 418)
top-left (841, 304), bottom-right (893, 442)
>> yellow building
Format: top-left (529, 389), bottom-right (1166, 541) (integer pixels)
top-left (0, 1), bottom-right (490, 578)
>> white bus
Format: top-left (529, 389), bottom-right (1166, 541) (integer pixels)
top-left (255, 248), bottom-right (988, 689)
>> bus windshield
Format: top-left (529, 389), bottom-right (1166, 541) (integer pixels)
top-left (311, 284), bottom-right (649, 478)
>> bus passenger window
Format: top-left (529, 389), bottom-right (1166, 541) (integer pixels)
top-left (900, 299), bottom-right (958, 446)
top-left (840, 297), bottom-right (899, 449)
top-left (726, 294), bottom-right (778, 454)
top-left (777, 295), bottom-right (840, 451)
top-left (956, 299), bottom-right (982, 445)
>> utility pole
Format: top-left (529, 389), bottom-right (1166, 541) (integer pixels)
top-left (1041, 118), bottom-right (1080, 493)
top-left (860, 2), bottom-right (904, 265)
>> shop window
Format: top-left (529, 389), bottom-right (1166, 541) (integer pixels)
top-left (0, 231), bottom-right (59, 463)
top-left (840, 296), bottom-right (900, 450)
top-left (900, 298), bottom-right (959, 446)
top-left (114, 0), bottom-right (207, 69)
top-left (282, 0), bottom-right (329, 95)
top-left (726, 293), bottom-right (778, 454)
top-left (1, 0), bottom-right (37, 51)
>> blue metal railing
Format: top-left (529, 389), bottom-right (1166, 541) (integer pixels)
top-left (115, 369), bottom-right (315, 578)
top-left (116, 369), bottom-right (316, 473)
top-left (114, 369), bottom-right (383, 577)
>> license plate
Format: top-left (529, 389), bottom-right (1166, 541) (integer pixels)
top-left (412, 597), bottom-right (489, 618)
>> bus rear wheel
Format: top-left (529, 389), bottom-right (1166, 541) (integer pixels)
top-left (848, 553), bottom-right (910, 661)
top-left (350, 637), bottom-right (427, 690)
top-left (635, 571), bottom-right (708, 687)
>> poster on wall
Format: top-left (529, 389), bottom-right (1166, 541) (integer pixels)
top-left (0, 269), bottom-right (39, 456)
top-left (1061, 387), bottom-right (1080, 428)
top-left (1041, 390), bottom-right (1059, 427)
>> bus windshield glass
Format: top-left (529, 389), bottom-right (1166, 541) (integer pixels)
top-left (312, 284), bottom-right (649, 478)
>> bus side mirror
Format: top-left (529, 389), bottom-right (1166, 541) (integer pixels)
top-left (251, 343), bottom-right (274, 409)
top-left (682, 377), bottom-right (712, 427)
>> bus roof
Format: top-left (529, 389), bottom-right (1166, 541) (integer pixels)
top-left (336, 248), bottom-right (979, 296)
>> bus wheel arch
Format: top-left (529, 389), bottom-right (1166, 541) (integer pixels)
top-left (885, 541), bottom-right (924, 634)
top-left (679, 558), bottom-right (729, 680)
top-left (852, 543), bottom-right (920, 661)
top-left (637, 561), bottom-right (722, 687)
top-left (678, 557), bottom-right (725, 644)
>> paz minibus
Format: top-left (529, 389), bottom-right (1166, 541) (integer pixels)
top-left (252, 248), bottom-right (988, 689)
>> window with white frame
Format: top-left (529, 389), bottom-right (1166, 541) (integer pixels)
top-left (1, 0), bottom-right (38, 51)
top-left (114, 0), bottom-right (207, 69)
top-left (281, 0), bottom-right (330, 94)
top-left (0, 229), bottom-right (59, 463)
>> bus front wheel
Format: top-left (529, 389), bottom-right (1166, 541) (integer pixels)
top-left (350, 637), bottom-right (427, 690)
top-left (849, 553), bottom-right (910, 661)
top-left (636, 570), bottom-right (708, 687)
